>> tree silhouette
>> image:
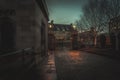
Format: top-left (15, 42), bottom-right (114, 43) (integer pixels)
top-left (76, 0), bottom-right (120, 46)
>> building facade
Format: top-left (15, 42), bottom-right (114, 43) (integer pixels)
top-left (52, 24), bottom-right (74, 40)
top-left (79, 31), bottom-right (94, 47)
top-left (0, 0), bottom-right (49, 63)
top-left (109, 16), bottom-right (120, 50)
top-left (48, 23), bottom-right (77, 48)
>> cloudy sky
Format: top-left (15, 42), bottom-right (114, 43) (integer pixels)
top-left (46, 0), bottom-right (88, 24)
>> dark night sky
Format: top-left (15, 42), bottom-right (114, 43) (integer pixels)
top-left (46, 0), bottom-right (88, 24)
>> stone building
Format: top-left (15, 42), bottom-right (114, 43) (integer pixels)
top-left (109, 16), bottom-right (120, 50)
top-left (52, 24), bottom-right (74, 40)
top-left (48, 23), bottom-right (77, 48)
top-left (0, 0), bottom-right (49, 62)
top-left (79, 31), bottom-right (94, 47)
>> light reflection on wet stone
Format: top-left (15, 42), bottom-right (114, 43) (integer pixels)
top-left (68, 50), bottom-right (82, 64)
top-left (55, 49), bottom-right (120, 80)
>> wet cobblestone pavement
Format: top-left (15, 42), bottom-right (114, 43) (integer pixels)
top-left (40, 52), bottom-right (57, 80)
top-left (55, 48), bottom-right (120, 80)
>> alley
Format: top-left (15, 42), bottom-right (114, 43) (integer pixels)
top-left (55, 48), bottom-right (120, 80)
top-left (1, 0), bottom-right (120, 80)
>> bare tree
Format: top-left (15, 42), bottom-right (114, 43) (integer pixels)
top-left (76, 0), bottom-right (120, 46)
top-left (102, 0), bottom-right (120, 20)
top-left (80, 0), bottom-right (107, 46)
top-left (75, 16), bottom-right (90, 32)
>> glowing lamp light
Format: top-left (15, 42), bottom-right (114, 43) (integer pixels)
top-left (73, 25), bottom-right (76, 29)
top-left (49, 24), bottom-right (52, 28)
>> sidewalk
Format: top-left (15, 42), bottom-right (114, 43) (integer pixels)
top-left (21, 51), bottom-right (57, 80)
top-left (0, 51), bottom-right (57, 80)
top-left (38, 51), bottom-right (57, 80)
top-left (79, 47), bottom-right (120, 60)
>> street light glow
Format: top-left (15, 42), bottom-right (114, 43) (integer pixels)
top-left (73, 25), bottom-right (76, 29)
top-left (49, 24), bottom-right (52, 28)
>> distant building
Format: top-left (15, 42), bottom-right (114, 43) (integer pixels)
top-left (52, 24), bottom-right (74, 40)
top-left (0, 0), bottom-right (49, 62)
top-left (48, 23), bottom-right (77, 48)
top-left (79, 31), bottom-right (94, 47)
top-left (97, 33), bottom-right (111, 48)
top-left (109, 16), bottom-right (120, 33)
top-left (109, 16), bottom-right (120, 50)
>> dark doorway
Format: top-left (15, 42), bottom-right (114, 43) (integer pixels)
top-left (0, 16), bottom-right (16, 52)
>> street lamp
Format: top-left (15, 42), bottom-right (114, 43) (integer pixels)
top-left (48, 20), bottom-right (56, 50)
top-left (73, 25), bottom-right (76, 30)
top-left (49, 20), bottom-right (54, 34)
top-left (49, 24), bottom-right (52, 28)
top-left (48, 24), bottom-right (52, 34)
top-left (71, 25), bottom-right (78, 50)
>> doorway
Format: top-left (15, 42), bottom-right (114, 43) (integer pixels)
top-left (0, 16), bottom-right (16, 52)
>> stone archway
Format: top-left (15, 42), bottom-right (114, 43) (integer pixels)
top-left (0, 16), bottom-right (16, 52)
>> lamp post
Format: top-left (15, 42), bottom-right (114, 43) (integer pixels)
top-left (48, 20), bottom-right (55, 50)
top-left (48, 20), bottom-right (54, 34)
top-left (71, 25), bottom-right (78, 50)
top-left (73, 25), bottom-right (76, 30)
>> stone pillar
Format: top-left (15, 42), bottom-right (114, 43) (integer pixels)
top-left (115, 32), bottom-right (119, 51)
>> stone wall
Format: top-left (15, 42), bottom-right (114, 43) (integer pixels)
top-left (16, 0), bottom-right (35, 49)
top-left (16, 0), bottom-right (49, 55)
top-left (0, 0), bottom-right (16, 52)
top-left (0, 0), bottom-right (49, 56)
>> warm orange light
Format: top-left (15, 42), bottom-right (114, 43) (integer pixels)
top-left (69, 51), bottom-right (82, 63)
